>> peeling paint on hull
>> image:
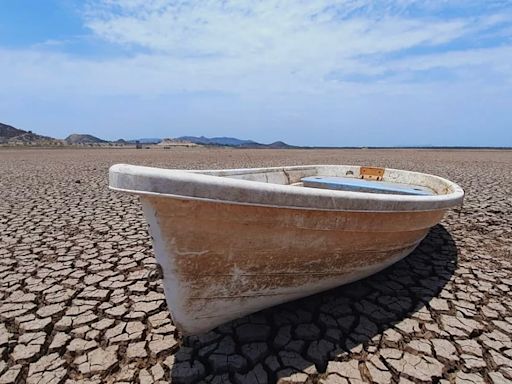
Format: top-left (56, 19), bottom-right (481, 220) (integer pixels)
top-left (142, 197), bottom-right (439, 335)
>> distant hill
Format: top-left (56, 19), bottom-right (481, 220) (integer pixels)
top-left (266, 141), bottom-right (295, 149)
top-left (65, 134), bottom-right (107, 144)
top-left (177, 136), bottom-right (295, 148)
top-left (0, 122), bottom-right (57, 145)
top-left (177, 136), bottom-right (256, 146)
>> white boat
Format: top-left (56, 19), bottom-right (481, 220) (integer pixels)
top-left (109, 164), bottom-right (464, 335)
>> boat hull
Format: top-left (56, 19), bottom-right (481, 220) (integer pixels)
top-left (141, 195), bottom-right (446, 335)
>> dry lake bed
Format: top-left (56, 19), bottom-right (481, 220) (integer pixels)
top-left (1, 148), bottom-right (511, 384)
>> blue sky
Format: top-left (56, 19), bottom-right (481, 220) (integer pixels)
top-left (0, 0), bottom-right (511, 146)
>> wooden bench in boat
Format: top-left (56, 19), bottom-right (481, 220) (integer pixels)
top-left (302, 176), bottom-right (434, 196)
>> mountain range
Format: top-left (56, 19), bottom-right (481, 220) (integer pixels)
top-left (0, 122), bottom-right (295, 148)
top-left (2, 123), bottom-right (511, 149)
top-left (176, 136), bottom-right (295, 148)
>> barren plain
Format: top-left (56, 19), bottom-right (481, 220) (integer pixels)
top-left (1, 148), bottom-right (511, 384)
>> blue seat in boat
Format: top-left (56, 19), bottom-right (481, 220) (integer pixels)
top-left (302, 176), bottom-right (434, 196)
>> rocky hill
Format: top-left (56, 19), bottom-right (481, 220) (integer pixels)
top-left (65, 134), bottom-right (107, 145)
top-left (0, 122), bottom-right (57, 145)
top-left (0, 122), bottom-right (24, 140)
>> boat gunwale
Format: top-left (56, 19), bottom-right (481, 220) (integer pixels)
top-left (109, 164), bottom-right (464, 212)
top-left (110, 185), bottom-right (460, 214)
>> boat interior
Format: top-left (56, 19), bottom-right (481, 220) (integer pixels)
top-left (195, 165), bottom-right (450, 196)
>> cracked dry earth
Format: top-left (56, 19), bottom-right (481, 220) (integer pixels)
top-left (1, 148), bottom-right (511, 384)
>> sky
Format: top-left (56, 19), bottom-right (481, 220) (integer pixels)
top-left (0, 1), bottom-right (511, 146)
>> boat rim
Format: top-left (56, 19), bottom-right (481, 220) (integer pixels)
top-left (109, 164), bottom-right (464, 212)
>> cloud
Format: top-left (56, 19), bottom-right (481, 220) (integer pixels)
top-left (82, 0), bottom-right (477, 76)
top-left (0, 0), bottom-right (511, 144)
top-left (6, 1), bottom-right (509, 94)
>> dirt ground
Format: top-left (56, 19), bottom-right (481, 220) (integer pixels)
top-left (0, 148), bottom-right (511, 384)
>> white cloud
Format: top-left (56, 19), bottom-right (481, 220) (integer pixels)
top-left (83, 1), bottom-right (473, 62)
top-left (13, 2), bottom-right (508, 94)
top-left (1, 0), bottom-right (511, 144)
top-left (2, 2), bottom-right (509, 93)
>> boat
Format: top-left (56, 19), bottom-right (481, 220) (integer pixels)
top-left (109, 164), bottom-right (464, 335)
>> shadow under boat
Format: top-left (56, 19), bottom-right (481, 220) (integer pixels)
top-left (171, 224), bottom-right (458, 383)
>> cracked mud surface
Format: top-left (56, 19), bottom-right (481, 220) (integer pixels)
top-left (1, 148), bottom-right (511, 384)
